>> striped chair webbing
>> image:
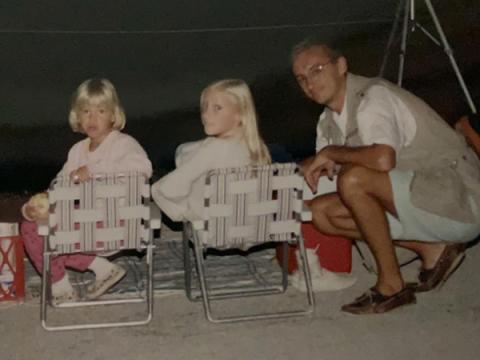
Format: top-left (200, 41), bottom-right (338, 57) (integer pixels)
top-left (204, 163), bottom-right (300, 249)
top-left (270, 164), bottom-right (298, 242)
top-left (49, 172), bottom-right (148, 254)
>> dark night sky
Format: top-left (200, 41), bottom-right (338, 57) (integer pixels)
top-left (0, 0), bottom-right (451, 126)
top-left (1, 1), bottom-right (479, 127)
top-left (1, 1), bottom-right (479, 192)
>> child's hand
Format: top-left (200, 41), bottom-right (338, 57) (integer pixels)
top-left (70, 166), bottom-right (91, 183)
top-left (22, 192), bottom-right (49, 221)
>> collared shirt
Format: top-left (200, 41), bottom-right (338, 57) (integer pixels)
top-left (315, 84), bottom-right (417, 159)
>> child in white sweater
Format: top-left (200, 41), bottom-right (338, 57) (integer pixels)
top-left (152, 79), bottom-right (270, 221)
top-left (21, 78), bottom-right (152, 304)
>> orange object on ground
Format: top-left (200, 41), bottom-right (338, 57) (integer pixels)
top-left (0, 223), bottom-right (25, 301)
top-left (276, 222), bottom-right (352, 274)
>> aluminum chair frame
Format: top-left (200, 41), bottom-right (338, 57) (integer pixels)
top-left (38, 172), bottom-right (161, 331)
top-left (183, 163), bottom-right (315, 323)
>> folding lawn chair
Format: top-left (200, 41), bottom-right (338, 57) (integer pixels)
top-left (38, 172), bottom-right (160, 331)
top-left (183, 163), bottom-right (314, 323)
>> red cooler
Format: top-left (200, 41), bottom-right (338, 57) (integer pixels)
top-left (277, 222), bottom-right (352, 274)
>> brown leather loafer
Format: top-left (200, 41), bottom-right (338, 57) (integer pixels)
top-left (341, 287), bottom-right (416, 315)
top-left (411, 243), bottom-right (466, 293)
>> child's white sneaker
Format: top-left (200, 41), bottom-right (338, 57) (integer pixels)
top-left (51, 288), bottom-right (79, 306)
top-left (289, 248), bottom-right (357, 292)
top-left (86, 263), bottom-right (126, 300)
top-left (289, 267), bottom-right (357, 292)
top-left (51, 274), bottom-right (78, 305)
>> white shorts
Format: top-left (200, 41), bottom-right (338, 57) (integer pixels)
top-left (305, 171), bottom-right (480, 243)
top-left (386, 170), bottom-right (480, 242)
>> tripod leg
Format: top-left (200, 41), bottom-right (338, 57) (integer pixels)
top-left (379, 0), bottom-right (405, 77)
top-left (424, 0), bottom-right (477, 114)
top-left (398, 0), bottom-right (411, 86)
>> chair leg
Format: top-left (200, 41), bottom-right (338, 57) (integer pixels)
top-left (41, 246), bottom-right (155, 331)
top-left (146, 244), bottom-right (154, 323)
top-left (192, 235), bottom-right (315, 323)
top-left (281, 242), bottom-right (289, 291)
top-left (40, 251), bottom-right (51, 329)
top-left (296, 235), bottom-right (315, 308)
top-left (192, 238), bottom-right (216, 322)
top-left (183, 226), bottom-right (195, 301)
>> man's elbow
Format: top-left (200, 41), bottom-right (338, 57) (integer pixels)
top-left (374, 145), bottom-right (396, 172)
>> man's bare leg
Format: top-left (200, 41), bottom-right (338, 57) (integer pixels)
top-left (395, 241), bottom-right (447, 269)
top-left (309, 193), bottom-right (362, 239)
top-left (309, 174), bottom-right (404, 295)
top-left (311, 196), bottom-right (447, 270)
top-left (336, 165), bottom-right (403, 296)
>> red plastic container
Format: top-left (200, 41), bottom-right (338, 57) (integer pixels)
top-left (276, 222), bottom-right (352, 273)
top-left (0, 223), bottom-right (25, 301)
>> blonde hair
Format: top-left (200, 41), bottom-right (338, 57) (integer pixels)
top-left (200, 79), bottom-right (271, 165)
top-left (68, 78), bottom-right (126, 133)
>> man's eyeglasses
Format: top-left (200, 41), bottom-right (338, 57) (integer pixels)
top-left (296, 60), bottom-right (332, 86)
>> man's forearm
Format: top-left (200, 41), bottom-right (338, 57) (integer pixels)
top-left (298, 155), bottom-right (315, 174)
top-left (320, 144), bottom-right (396, 172)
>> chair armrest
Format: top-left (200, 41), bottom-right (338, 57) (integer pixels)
top-left (149, 203), bottom-right (162, 230)
top-left (37, 219), bottom-right (49, 236)
top-left (191, 220), bottom-right (205, 231)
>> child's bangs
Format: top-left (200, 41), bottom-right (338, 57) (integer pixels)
top-left (76, 93), bottom-right (112, 109)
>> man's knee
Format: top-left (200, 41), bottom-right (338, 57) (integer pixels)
top-left (309, 196), bottom-right (337, 231)
top-left (309, 196), bottom-right (330, 217)
top-left (337, 165), bottom-right (371, 199)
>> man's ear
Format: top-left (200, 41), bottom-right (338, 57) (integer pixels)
top-left (337, 56), bottom-right (348, 75)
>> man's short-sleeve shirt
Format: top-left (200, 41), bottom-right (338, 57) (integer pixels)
top-left (315, 84), bottom-right (417, 158)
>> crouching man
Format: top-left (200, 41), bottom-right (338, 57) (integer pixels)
top-left (292, 39), bottom-right (480, 314)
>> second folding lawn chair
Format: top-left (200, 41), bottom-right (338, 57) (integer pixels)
top-left (183, 163), bottom-right (314, 323)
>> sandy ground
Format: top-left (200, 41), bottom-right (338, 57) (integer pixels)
top-left (1, 216), bottom-right (479, 360)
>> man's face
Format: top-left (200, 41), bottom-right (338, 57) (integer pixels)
top-left (292, 45), bottom-right (347, 110)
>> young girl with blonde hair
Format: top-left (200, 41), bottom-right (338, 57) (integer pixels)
top-left (21, 78), bottom-right (152, 304)
top-left (152, 78), bottom-right (270, 221)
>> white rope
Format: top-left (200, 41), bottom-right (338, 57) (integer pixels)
top-left (0, 19), bottom-right (393, 35)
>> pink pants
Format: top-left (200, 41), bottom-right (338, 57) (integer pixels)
top-left (21, 221), bottom-right (95, 283)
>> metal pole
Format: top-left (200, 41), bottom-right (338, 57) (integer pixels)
top-left (424, 0), bottom-right (477, 114)
top-left (379, 0), bottom-right (404, 78)
top-left (397, 0), bottom-right (411, 86)
top-left (383, 0), bottom-right (477, 113)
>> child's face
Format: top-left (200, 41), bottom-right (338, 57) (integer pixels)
top-left (78, 101), bottom-right (115, 144)
top-left (201, 90), bottom-right (242, 138)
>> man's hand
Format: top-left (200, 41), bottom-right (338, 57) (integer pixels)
top-left (70, 166), bottom-right (90, 183)
top-left (298, 155), bottom-right (315, 175)
top-left (304, 152), bottom-right (337, 193)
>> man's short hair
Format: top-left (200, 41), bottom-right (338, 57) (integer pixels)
top-left (291, 38), bottom-right (344, 64)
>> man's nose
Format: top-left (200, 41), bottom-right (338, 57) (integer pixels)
top-left (305, 77), bottom-right (315, 90)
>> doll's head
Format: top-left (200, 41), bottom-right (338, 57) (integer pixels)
top-left (21, 192), bottom-right (49, 221)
